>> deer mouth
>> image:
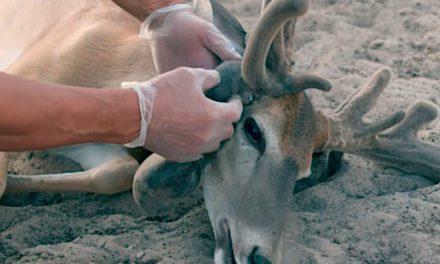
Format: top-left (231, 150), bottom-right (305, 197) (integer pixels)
top-left (216, 219), bottom-right (237, 264)
top-left (216, 219), bottom-right (273, 264)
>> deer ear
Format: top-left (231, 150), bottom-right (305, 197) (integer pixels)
top-left (194, 0), bottom-right (246, 55)
top-left (132, 154), bottom-right (201, 216)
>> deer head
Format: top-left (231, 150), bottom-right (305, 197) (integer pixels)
top-left (132, 0), bottom-right (440, 263)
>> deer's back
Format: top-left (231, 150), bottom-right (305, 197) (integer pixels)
top-left (1, 0), bottom-right (155, 88)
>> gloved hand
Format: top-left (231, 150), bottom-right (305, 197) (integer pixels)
top-left (140, 4), bottom-right (241, 73)
top-left (122, 67), bottom-right (243, 162)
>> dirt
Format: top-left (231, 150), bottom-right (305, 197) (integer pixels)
top-left (1, 0), bottom-right (440, 263)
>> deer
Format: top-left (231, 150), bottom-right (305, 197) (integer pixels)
top-left (1, 0), bottom-right (439, 263)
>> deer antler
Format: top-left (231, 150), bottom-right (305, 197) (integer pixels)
top-left (261, 0), bottom-right (297, 73)
top-left (321, 68), bottom-right (440, 182)
top-left (241, 0), bottom-right (331, 97)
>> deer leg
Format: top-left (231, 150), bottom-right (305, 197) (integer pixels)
top-left (0, 152), bottom-right (10, 199)
top-left (325, 151), bottom-right (344, 177)
top-left (5, 144), bottom-right (139, 195)
top-left (294, 151), bottom-right (344, 193)
top-left (132, 154), bottom-right (201, 215)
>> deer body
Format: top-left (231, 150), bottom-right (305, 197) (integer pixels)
top-left (1, 0), bottom-right (154, 86)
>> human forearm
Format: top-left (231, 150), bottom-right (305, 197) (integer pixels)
top-left (112, 0), bottom-right (184, 21)
top-left (0, 73), bottom-right (140, 151)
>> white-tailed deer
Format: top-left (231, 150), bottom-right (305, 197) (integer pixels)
top-left (132, 0), bottom-right (440, 263)
top-left (1, 0), bottom-right (439, 264)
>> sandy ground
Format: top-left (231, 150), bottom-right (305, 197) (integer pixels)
top-left (1, 0), bottom-right (440, 263)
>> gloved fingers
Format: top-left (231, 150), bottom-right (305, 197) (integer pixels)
top-left (217, 124), bottom-right (235, 142)
top-left (210, 96), bottom-right (243, 123)
top-left (198, 125), bottom-right (233, 154)
top-left (192, 68), bottom-right (221, 91)
top-left (202, 25), bottom-right (242, 62)
top-left (198, 140), bottom-right (221, 154)
top-left (177, 154), bottom-right (203, 163)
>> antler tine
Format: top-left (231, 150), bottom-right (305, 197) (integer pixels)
top-left (384, 101), bottom-right (438, 139)
top-left (322, 68), bottom-right (440, 182)
top-left (261, 0), bottom-right (271, 14)
top-left (325, 68), bottom-right (406, 149)
top-left (242, 0), bottom-right (322, 97)
top-left (261, 0), bottom-right (296, 73)
top-left (290, 74), bottom-right (332, 92)
top-left (370, 102), bottom-right (440, 180)
top-left (335, 68), bottom-right (392, 118)
top-left (281, 18), bottom-right (297, 67)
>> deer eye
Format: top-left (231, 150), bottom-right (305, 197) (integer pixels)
top-left (244, 117), bottom-right (265, 152)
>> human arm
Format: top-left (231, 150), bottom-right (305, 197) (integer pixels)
top-left (0, 68), bottom-right (242, 161)
top-left (0, 72), bottom-right (140, 150)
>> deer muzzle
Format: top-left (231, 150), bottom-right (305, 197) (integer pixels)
top-left (215, 219), bottom-right (274, 264)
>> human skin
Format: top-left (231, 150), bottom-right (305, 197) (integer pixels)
top-left (112, 0), bottom-right (184, 21)
top-left (0, 72), bottom-right (140, 151)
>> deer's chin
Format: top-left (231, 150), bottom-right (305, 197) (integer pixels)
top-left (214, 219), bottom-right (236, 264)
top-left (213, 217), bottom-right (282, 264)
top-left (215, 248), bottom-right (236, 264)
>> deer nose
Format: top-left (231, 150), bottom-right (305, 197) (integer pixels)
top-left (247, 247), bottom-right (271, 264)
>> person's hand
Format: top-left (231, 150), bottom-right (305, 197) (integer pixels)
top-left (122, 67), bottom-right (243, 162)
top-left (141, 4), bottom-right (241, 73)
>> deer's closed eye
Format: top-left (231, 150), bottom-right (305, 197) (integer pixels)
top-left (244, 117), bottom-right (265, 152)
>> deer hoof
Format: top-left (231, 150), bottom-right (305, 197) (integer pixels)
top-left (132, 154), bottom-right (201, 216)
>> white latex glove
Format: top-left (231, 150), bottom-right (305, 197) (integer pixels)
top-left (123, 67), bottom-right (243, 162)
top-left (140, 4), bottom-right (241, 73)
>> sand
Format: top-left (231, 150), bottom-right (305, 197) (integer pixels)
top-left (1, 0), bottom-right (440, 263)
